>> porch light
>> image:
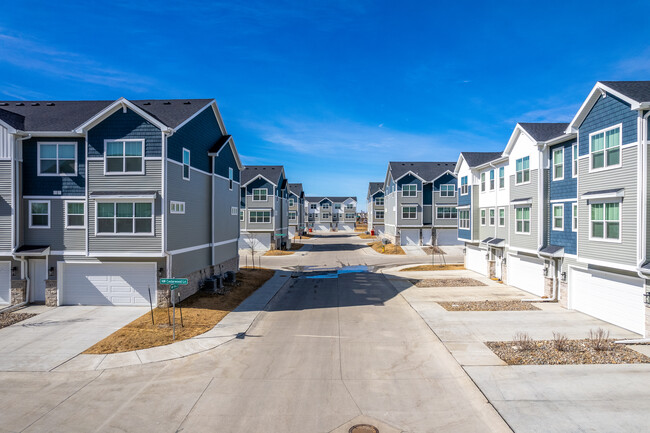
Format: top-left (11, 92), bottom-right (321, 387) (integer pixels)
top-left (561, 272), bottom-right (567, 282)
top-left (158, 267), bottom-right (164, 277)
top-left (644, 292), bottom-right (650, 305)
top-left (48, 267), bottom-right (54, 277)
top-left (462, 248), bottom-right (466, 255)
top-left (543, 266), bottom-right (549, 277)
top-left (11, 266), bottom-right (16, 277)
top-left (502, 257), bottom-right (506, 265)
top-left (485, 253), bottom-right (489, 259)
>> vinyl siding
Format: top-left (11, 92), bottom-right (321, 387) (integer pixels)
top-left (22, 137), bottom-right (85, 196)
top-left (509, 169), bottom-right (538, 251)
top-left (578, 94), bottom-right (637, 156)
top-left (0, 160), bottom-right (12, 251)
top-left (549, 201), bottom-right (577, 255)
top-left (549, 138), bottom-right (577, 200)
top-left (396, 175), bottom-right (423, 226)
top-left (214, 142), bottom-right (240, 183)
top-left (23, 199), bottom-right (84, 251)
top-left (471, 185), bottom-right (480, 241)
top-left (87, 108), bottom-right (161, 158)
top-left (172, 246), bottom-right (211, 278)
top-left (434, 191), bottom-right (457, 205)
top-left (213, 176), bottom-right (240, 243)
top-left (577, 147), bottom-right (637, 266)
top-left (168, 104), bottom-right (220, 174)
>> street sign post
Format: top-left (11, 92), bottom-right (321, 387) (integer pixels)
top-left (160, 278), bottom-right (189, 340)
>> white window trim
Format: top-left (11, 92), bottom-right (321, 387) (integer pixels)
top-left (489, 208), bottom-right (495, 226)
top-left (182, 148), bottom-right (191, 181)
top-left (498, 207), bottom-right (505, 227)
top-left (104, 139), bottom-right (145, 176)
top-left (460, 176), bottom-right (469, 195)
top-left (515, 206), bottom-right (531, 235)
top-left (498, 167), bottom-right (505, 190)
top-left (515, 156), bottom-right (531, 185)
top-left (440, 184), bottom-right (456, 197)
top-left (95, 199), bottom-right (155, 236)
top-left (589, 123), bottom-right (622, 173)
top-left (249, 209), bottom-right (271, 224)
top-left (37, 142), bottom-right (78, 177)
top-left (289, 211), bottom-right (297, 220)
top-left (228, 167), bottom-right (234, 190)
top-left (489, 170), bottom-right (495, 191)
top-left (436, 206), bottom-right (457, 219)
top-left (288, 198), bottom-right (295, 206)
top-left (402, 184), bottom-right (417, 197)
top-left (480, 209), bottom-right (486, 226)
top-left (170, 200), bottom-right (185, 214)
top-left (240, 210), bottom-right (244, 221)
top-left (458, 210), bottom-right (470, 229)
top-left (572, 144), bottom-right (578, 178)
top-left (588, 201), bottom-right (621, 243)
top-left (252, 188), bottom-right (268, 201)
top-left (64, 200), bottom-right (86, 229)
top-left (401, 205), bottom-right (417, 220)
top-left (552, 148), bottom-right (564, 181)
top-left (572, 203), bottom-right (578, 232)
top-left (375, 197), bottom-right (384, 206)
top-left (29, 200), bottom-right (50, 229)
top-left (375, 210), bottom-right (384, 219)
top-left (552, 204), bottom-right (564, 231)
top-left (480, 173), bottom-right (486, 193)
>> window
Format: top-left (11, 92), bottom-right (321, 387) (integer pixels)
top-left (481, 173), bottom-right (486, 192)
top-left (289, 197), bottom-right (295, 206)
top-left (572, 203), bottom-right (578, 232)
top-left (182, 148), bottom-right (191, 180)
top-left (460, 176), bottom-right (468, 195)
top-left (322, 212), bottom-right (331, 218)
top-left (402, 206), bottom-right (417, 219)
top-left (97, 202), bottom-right (153, 234)
top-left (375, 210), bottom-right (384, 219)
top-left (230, 206), bottom-right (238, 216)
top-left (249, 210), bottom-right (271, 223)
top-left (553, 148), bottom-right (564, 180)
top-left (515, 156), bottom-right (530, 184)
top-left (322, 203), bottom-right (330, 209)
top-left (440, 184), bottom-right (455, 197)
top-left (240, 210), bottom-right (244, 221)
top-left (170, 201), bottom-right (185, 214)
top-left (572, 144), bottom-right (578, 177)
top-left (553, 204), bottom-right (563, 230)
top-left (437, 207), bottom-right (457, 219)
top-left (458, 210), bottom-right (470, 229)
top-left (498, 207), bottom-right (505, 227)
top-left (310, 203), bottom-right (317, 210)
top-left (489, 170), bottom-right (495, 190)
top-left (228, 167), bottom-right (233, 190)
top-left (515, 207), bottom-right (530, 234)
top-left (38, 142), bottom-right (77, 176)
top-left (480, 209), bottom-right (486, 226)
top-left (375, 197), bottom-right (384, 206)
top-left (289, 211), bottom-right (297, 220)
top-left (105, 140), bottom-right (143, 174)
top-left (345, 213), bottom-right (355, 219)
top-left (590, 202), bottom-right (620, 240)
top-left (489, 208), bottom-right (495, 226)
top-left (499, 167), bottom-right (505, 189)
top-left (252, 188), bottom-right (267, 201)
top-left (590, 126), bottom-right (620, 170)
top-left (402, 184), bottom-right (417, 197)
top-left (64, 201), bottom-right (85, 228)
top-left (29, 200), bottom-right (50, 228)
top-left (346, 204), bottom-right (354, 210)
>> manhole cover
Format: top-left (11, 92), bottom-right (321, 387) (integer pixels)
top-left (349, 425), bottom-right (379, 433)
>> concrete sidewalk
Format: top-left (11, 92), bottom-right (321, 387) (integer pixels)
top-left (54, 270), bottom-right (292, 372)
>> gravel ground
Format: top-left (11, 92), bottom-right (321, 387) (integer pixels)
top-left (486, 340), bottom-right (650, 365)
top-left (422, 246), bottom-right (446, 255)
top-left (438, 300), bottom-right (540, 311)
top-left (0, 312), bottom-right (38, 329)
top-left (413, 278), bottom-right (486, 288)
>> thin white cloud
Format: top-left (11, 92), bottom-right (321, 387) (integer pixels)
top-left (615, 49), bottom-right (650, 77)
top-left (515, 104), bottom-right (579, 123)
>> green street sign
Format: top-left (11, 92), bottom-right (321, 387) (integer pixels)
top-left (160, 278), bottom-right (188, 285)
top-left (170, 284), bottom-right (179, 291)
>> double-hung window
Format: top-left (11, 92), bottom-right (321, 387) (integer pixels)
top-left (346, 204), bottom-right (354, 210)
top-left (65, 201), bottom-right (85, 228)
top-left (590, 126), bottom-right (620, 170)
top-left (480, 209), bottom-right (486, 226)
top-left (402, 206), bottom-right (417, 219)
top-left (460, 176), bottom-right (468, 195)
top-left (489, 170), bottom-right (495, 190)
top-left (572, 144), bottom-right (578, 177)
top-left (480, 173), bottom-right (486, 192)
top-left (322, 203), bottom-right (330, 210)
top-left (105, 140), bottom-right (143, 174)
top-left (553, 204), bottom-right (563, 230)
top-left (335, 203), bottom-right (342, 209)
top-left (489, 208), bottom-right (495, 226)
top-left (249, 210), bottom-right (271, 223)
top-left (402, 184), bottom-right (417, 197)
top-left (322, 212), bottom-right (331, 219)
top-left (440, 184), bottom-right (455, 197)
top-left (515, 207), bottom-right (530, 234)
top-left (289, 197), bottom-right (295, 206)
top-left (458, 210), bottom-right (470, 229)
top-left (590, 202), bottom-right (619, 240)
top-left (499, 167), bottom-right (505, 189)
top-left (436, 207), bottom-right (457, 219)
top-left (498, 207), bottom-right (505, 226)
top-left (29, 200), bottom-right (50, 228)
top-left (553, 148), bottom-right (564, 180)
top-left (310, 203), bottom-right (317, 210)
top-left (375, 197), bottom-right (384, 206)
top-left (289, 211), bottom-right (297, 220)
top-left (97, 202), bottom-right (153, 235)
top-left (182, 148), bottom-right (190, 180)
top-left (572, 203), bottom-right (578, 232)
top-left (39, 142), bottom-right (77, 176)
top-left (252, 188), bottom-right (267, 201)
top-left (345, 213), bottom-right (355, 219)
top-left (375, 210), bottom-right (384, 219)
top-left (240, 210), bottom-right (244, 221)
top-left (515, 156), bottom-right (530, 184)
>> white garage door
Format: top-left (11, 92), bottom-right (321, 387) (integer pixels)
top-left (436, 228), bottom-right (461, 246)
top-left (288, 227), bottom-right (296, 238)
top-left (570, 268), bottom-right (645, 334)
top-left (422, 229), bottom-right (432, 245)
top-left (339, 223), bottom-right (354, 232)
top-left (375, 226), bottom-right (385, 236)
top-left (0, 262), bottom-right (10, 304)
top-left (466, 246), bottom-right (487, 275)
top-left (400, 229), bottom-right (420, 246)
top-left (315, 224), bottom-right (329, 232)
top-left (508, 254), bottom-right (545, 296)
top-left (239, 233), bottom-right (271, 251)
top-left (62, 263), bottom-right (156, 306)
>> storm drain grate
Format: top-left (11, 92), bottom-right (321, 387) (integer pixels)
top-left (349, 425), bottom-right (379, 433)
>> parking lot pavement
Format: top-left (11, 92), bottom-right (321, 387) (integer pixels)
top-left (0, 306), bottom-right (148, 372)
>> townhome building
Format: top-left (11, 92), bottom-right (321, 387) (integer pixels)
top-left (305, 196), bottom-right (357, 232)
top-left (239, 166), bottom-right (290, 252)
top-left (367, 182), bottom-right (385, 236)
top-left (288, 183), bottom-right (305, 238)
top-left (383, 161), bottom-right (459, 246)
top-left (0, 98), bottom-right (242, 308)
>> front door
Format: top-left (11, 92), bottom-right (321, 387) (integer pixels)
top-left (30, 259), bottom-right (47, 302)
top-left (494, 249), bottom-right (502, 280)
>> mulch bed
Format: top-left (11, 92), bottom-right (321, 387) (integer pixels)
top-left (368, 241), bottom-right (405, 255)
top-left (413, 278), bottom-right (486, 288)
top-left (487, 340), bottom-right (650, 365)
top-left (438, 300), bottom-right (540, 311)
top-left (422, 246), bottom-right (446, 255)
top-left (399, 264), bottom-right (465, 271)
top-left (0, 312), bottom-right (38, 329)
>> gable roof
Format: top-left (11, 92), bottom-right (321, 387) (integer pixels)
top-left (305, 196), bottom-right (356, 204)
top-left (288, 183), bottom-right (303, 197)
top-left (599, 81), bottom-right (650, 103)
top-left (518, 123), bottom-right (569, 142)
top-left (240, 165), bottom-right (284, 186)
top-left (368, 182), bottom-right (384, 196)
top-left (459, 152), bottom-right (503, 168)
top-left (388, 161), bottom-right (456, 182)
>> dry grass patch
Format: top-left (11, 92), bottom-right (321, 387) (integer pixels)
top-left (358, 233), bottom-right (375, 239)
top-left (400, 264), bottom-right (465, 271)
top-left (0, 312), bottom-right (38, 329)
top-left (413, 278), bottom-right (486, 288)
top-left (264, 250), bottom-right (294, 256)
top-left (368, 241), bottom-right (405, 255)
top-left (355, 224), bottom-right (368, 232)
top-left (438, 300), bottom-right (540, 311)
top-left (84, 268), bottom-right (275, 354)
top-left (294, 234), bottom-right (313, 240)
top-left (422, 246), bottom-right (446, 255)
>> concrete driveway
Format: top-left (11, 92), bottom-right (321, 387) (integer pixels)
top-left (0, 306), bottom-right (148, 372)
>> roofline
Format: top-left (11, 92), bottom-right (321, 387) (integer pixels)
top-left (394, 169), bottom-right (426, 183)
top-left (174, 100), bottom-right (215, 131)
top-left (241, 173), bottom-right (277, 188)
top-left (431, 169), bottom-right (456, 182)
top-left (0, 118), bottom-right (17, 134)
top-left (453, 154), bottom-right (465, 175)
top-left (209, 135), bottom-right (243, 171)
top-left (503, 124), bottom-right (535, 156)
top-left (474, 156), bottom-right (509, 171)
top-left (74, 97), bottom-right (171, 133)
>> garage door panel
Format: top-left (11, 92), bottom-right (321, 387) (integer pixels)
top-left (466, 246), bottom-right (487, 275)
top-left (400, 229), bottom-right (420, 246)
top-left (0, 262), bottom-right (11, 304)
top-left (437, 229), bottom-right (461, 246)
top-left (239, 233), bottom-right (271, 251)
top-left (508, 254), bottom-right (545, 297)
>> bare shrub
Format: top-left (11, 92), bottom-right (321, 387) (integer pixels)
top-left (513, 331), bottom-right (535, 350)
top-left (552, 331), bottom-right (569, 351)
top-left (588, 328), bottom-right (611, 351)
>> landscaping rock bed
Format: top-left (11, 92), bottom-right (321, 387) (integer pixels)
top-left (438, 300), bottom-right (540, 311)
top-left (413, 278), bottom-right (486, 288)
top-left (422, 246), bottom-right (446, 255)
top-left (0, 311), bottom-right (37, 329)
top-left (486, 339), bottom-right (650, 365)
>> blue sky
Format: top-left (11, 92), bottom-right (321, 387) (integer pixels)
top-left (2, 1), bottom-right (650, 210)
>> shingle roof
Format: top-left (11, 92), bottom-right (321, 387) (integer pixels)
top-left (305, 196), bottom-right (357, 203)
top-left (240, 165), bottom-right (284, 185)
top-left (460, 152), bottom-right (503, 168)
top-left (288, 183), bottom-right (303, 197)
top-left (388, 161), bottom-right (456, 181)
top-left (0, 99), bottom-right (214, 131)
top-left (368, 182), bottom-right (384, 195)
top-left (600, 81), bottom-right (650, 102)
top-left (518, 123), bottom-right (569, 142)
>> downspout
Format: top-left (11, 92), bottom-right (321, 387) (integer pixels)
top-left (636, 110), bottom-right (650, 281)
top-left (210, 155), bottom-right (215, 267)
top-left (162, 129), bottom-right (174, 279)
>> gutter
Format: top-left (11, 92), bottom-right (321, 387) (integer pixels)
top-left (635, 110), bottom-right (650, 318)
